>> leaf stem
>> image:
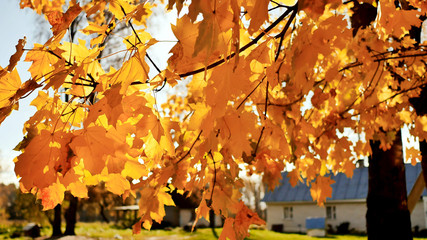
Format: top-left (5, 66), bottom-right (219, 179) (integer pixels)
top-left (176, 130), bottom-right (203, 164)
top-left (236, 75), bottom-right (266, 110)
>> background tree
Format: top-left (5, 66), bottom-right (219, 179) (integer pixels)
top-left (241, 175), bottom-right (266, 220)
top-left (1, 0), bottom-right (427, 239)
top-left (0, 183), bottom-right (17, 220)
top-left (11, 191), bottom-right (50, 226)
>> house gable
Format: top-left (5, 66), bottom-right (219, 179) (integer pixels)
top-left (263, 164), bottom-right (427, 203)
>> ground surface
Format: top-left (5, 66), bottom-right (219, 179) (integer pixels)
top-left (2, 222), bottom-right (427, 240)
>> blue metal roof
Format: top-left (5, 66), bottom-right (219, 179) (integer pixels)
top-left (263, 164), bottom-right (427, 202)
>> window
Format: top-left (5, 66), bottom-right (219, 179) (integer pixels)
top-left (284, 206), bottom-right (293, 219)
top-left (326, 206), bottom-right (336, 220)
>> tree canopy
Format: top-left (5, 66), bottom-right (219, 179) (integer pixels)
top-left (1, 0), bottom-right (427, 239)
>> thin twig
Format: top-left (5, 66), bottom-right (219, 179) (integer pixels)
top-left (274, 8), bottom-right (297, 61)
top-left (207, 150), bottom-right (217, 208)
top-left (264, 81), bottom-right (269, 119)
top-left (179, 6), bottom-right (297, 78)
top-left (236, 75), bottom-right (266, 110)
top-left (120, 5), bottom-right (162, 74)
top-left (252, 126), bottom-right (265, 157)
top-left (176, 130), bottom-right (203, 164)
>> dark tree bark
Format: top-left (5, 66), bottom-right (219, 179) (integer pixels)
top-left (51, 204), bottom-right (62, 237)
top-left (99, 202), bottom-right (110, 223)
top-left (64, 194), bottom-right (78, 235)
top-left (209, 209), bottom-right (218, 238)
top-left (421, 141), bottom-right (427, 185)
top-left (410, 85), bottom-right (427, 186)
top-left (367, 131), bottom-right (413, 240)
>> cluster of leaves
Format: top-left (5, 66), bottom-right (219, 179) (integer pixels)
top-left (1, 0), bottom-right (427, 239)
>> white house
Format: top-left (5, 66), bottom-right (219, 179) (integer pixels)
top-left (263, 164), bottom-right (427, 234)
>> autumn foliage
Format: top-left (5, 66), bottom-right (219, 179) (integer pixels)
top-left (1, 0), bottom-right (427, 238)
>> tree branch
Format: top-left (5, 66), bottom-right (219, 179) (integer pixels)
top-left (207, 150), bottom-right (217, 208)
top-left (120, 5), bottom-right (162, 74)
top-left (236, 75), bottom-right (266, 110)
top-left (176, 130), bottom-right (203, 164)
top-left (274, 7), bottom-right (297, 61)
top-left (179, 5), bottom-right (297, 78)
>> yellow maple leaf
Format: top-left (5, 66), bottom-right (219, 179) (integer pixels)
top-left (25, 44), bottom-right (61, 79)
top-left (67, 181), bottom-right (88, 198)
top-left (109, 0), bottom-right (135, 20)
top-left (0, 68), bottom-right (21, 108)
top-left (109, 50), bottom-right (149, 94)
top-left (275, 0), bottom-right (297, 6)
top-left (104, 174), bottom-right (130, 195)
top-left (310, 175), bottom-right (335, 206)
top-left (122, 160), bottom-right (147, 179)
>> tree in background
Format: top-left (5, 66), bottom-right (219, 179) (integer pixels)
top-left (0, 183), bottom-right (17, 220)
top-left (11, 190), bottom-right (49, 225)
top-left (241, 175), bottom-right (265, 220)
top-left (1, 0), bottom-right (427, 239)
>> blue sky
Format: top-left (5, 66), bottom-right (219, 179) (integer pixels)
top-left (0, 1), bottom-right (176, 185)
top-left (0, 1), bottom-right (419, 186)
top-left (0, 0), bottom-right (44, 184)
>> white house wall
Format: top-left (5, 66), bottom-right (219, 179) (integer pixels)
top-left (412, 200), bottom-right (426, 230)
top-left (324, 202), bottom-right (366, 232)
top-left (266, 203), bottom-right (325, 232)
top-left (266, 200), bottom-right (426, 233)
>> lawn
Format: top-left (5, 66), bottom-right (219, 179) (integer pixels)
top-left (74, 223), bottom-right (370, 240)
top-left (2, 222), bottom-right (427, 240)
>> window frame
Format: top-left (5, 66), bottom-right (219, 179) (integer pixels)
top-left (326, 205), bottom-right (336, 220)
top-left (284, 206), bottom-right (293, 220)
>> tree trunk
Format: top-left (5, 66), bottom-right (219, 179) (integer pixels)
top-left (209, 209), bottom-right (218, 238)
top-left (64, 195), bottom-right (78, 235)
top-left (421, 141), bottom-right (427, 186)
top-left (51, 204), bottom-right (62, 237)
top-left (367, 131), bottom-right (412, 240)
top-left (409, 82), bottom-right (427, 187)
top-left (99, 203), bottom-right (110, 223)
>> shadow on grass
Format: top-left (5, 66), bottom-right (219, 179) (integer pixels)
top-left (211, 226), bottom-right (218, 239)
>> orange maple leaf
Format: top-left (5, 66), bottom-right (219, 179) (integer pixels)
top-left (15, 130), bottom-right (73, 190)
top-left (69, 126), bottom-right (117, 174)
top-left (38, 182), bottom-right (66, 210)
top-left (406, 147), bottom-right (421, 166)
top-left (219, 202), bottom-right (265, 240)
top-left (310, 175), bottom-right (335, 206)
top-left (47, 3), bottom-right (82, 36)
top-left (0, 38), bottom-right (26, 77)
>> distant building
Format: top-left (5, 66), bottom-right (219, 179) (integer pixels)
top-left (263, 164), bottom-right (427, 233)
top-left (113, 190), bottom-right (222, 228)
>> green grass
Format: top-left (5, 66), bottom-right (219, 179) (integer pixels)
top-left (70, 223), bottom-right (371, 240)
top-left (2, 221), bottom-right (427, 240)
